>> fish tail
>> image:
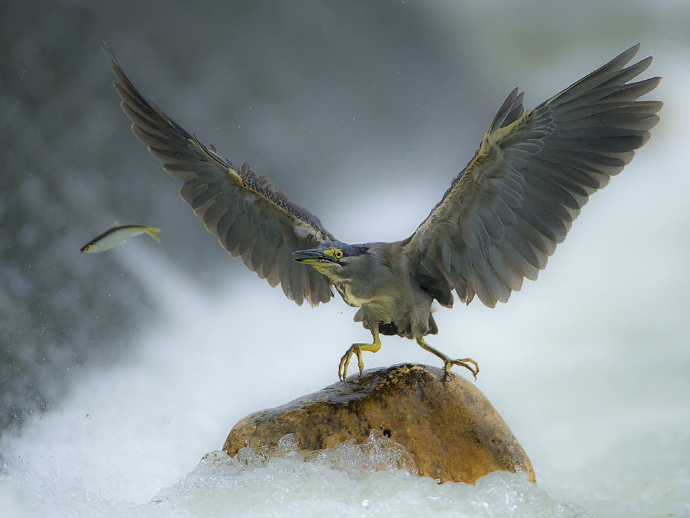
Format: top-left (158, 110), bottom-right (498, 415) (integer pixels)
top-left (144, 226), bottom-right (162, 243)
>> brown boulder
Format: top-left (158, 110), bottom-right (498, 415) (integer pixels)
top-left (223, 363), bottom-right (535, 484)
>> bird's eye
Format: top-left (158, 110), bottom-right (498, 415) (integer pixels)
top-left (334, 249), bottom-right (343, 260)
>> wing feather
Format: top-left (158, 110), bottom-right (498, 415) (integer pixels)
top-left (404, 44), bottom-right (661, 308)
top-left (109, 50), bottom-right (334, 306)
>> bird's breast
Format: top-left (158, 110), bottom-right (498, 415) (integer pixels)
top-left (334, 281), bottom-right (393, 309)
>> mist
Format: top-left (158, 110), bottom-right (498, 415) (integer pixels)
top-left (1, 2), bottom-right (689, 517)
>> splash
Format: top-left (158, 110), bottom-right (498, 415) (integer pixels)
top-left (149, 433), bottom-right (578, 518)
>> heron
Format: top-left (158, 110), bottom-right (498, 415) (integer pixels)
top-left (108, 44), bottom-right (661, 381)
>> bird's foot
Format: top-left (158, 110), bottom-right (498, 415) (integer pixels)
top-left (442, 357), bottom-right (479, 381)
top-left (416, 337), bottom-right (479, 381)
top-left (338, 336), bottom-right (382, 382)
top-left (338, 345), bottom-right (364, 382)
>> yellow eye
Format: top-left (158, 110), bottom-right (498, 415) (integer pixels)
top-left (334, 249), bottom-right (343, 260)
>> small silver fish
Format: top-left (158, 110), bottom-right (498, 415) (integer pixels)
top-left (81, 224), bottom-right (161, 253)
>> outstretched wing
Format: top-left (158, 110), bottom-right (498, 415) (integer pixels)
top-left (404, 44), bottom-right (662, 308)
top-left (109, 51), bottom-right (335, 306)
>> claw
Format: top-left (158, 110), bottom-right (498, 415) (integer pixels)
top-left (338, 345), bottom-right (359, 381)
top-left (338, 333), bottom-right (382, 382)
top-left (417, 337), bottom-right (480, 381)
top-left (442, 357), bottom-right (479, 381)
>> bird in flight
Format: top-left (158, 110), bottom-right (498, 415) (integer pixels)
top-left (108, 44), bottom-right (661, 382)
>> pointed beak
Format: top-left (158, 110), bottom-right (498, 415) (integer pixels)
top-left (292, 249), bottom-right (329, 264)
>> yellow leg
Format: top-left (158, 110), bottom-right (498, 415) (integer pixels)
top-left (338, 332), bottom-right (381, 381)
top-left (416, 337), bottom-right (479, 381)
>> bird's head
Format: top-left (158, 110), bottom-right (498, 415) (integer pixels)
top-left (292, 241), bottom-right (370, 277)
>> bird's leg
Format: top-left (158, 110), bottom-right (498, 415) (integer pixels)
top-left (416, 337), bottom-right (479, 381)
top-left (338, 328), bottom-right (381, 381)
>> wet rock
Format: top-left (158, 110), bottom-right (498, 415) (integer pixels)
top-left (223, 363), bottom-right (535, 484)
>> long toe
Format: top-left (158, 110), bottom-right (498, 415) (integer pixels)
top-left (338, 345), bottom-right (358, 381)
top-left (444, 358), bottom-right (480, 381)
top-left (355, 348), bottom-right (365, 376)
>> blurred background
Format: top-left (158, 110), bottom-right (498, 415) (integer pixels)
top-left (3, 1), bottom-right (690, 515)
top-left (0, 0), bottom-right (687, 446)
